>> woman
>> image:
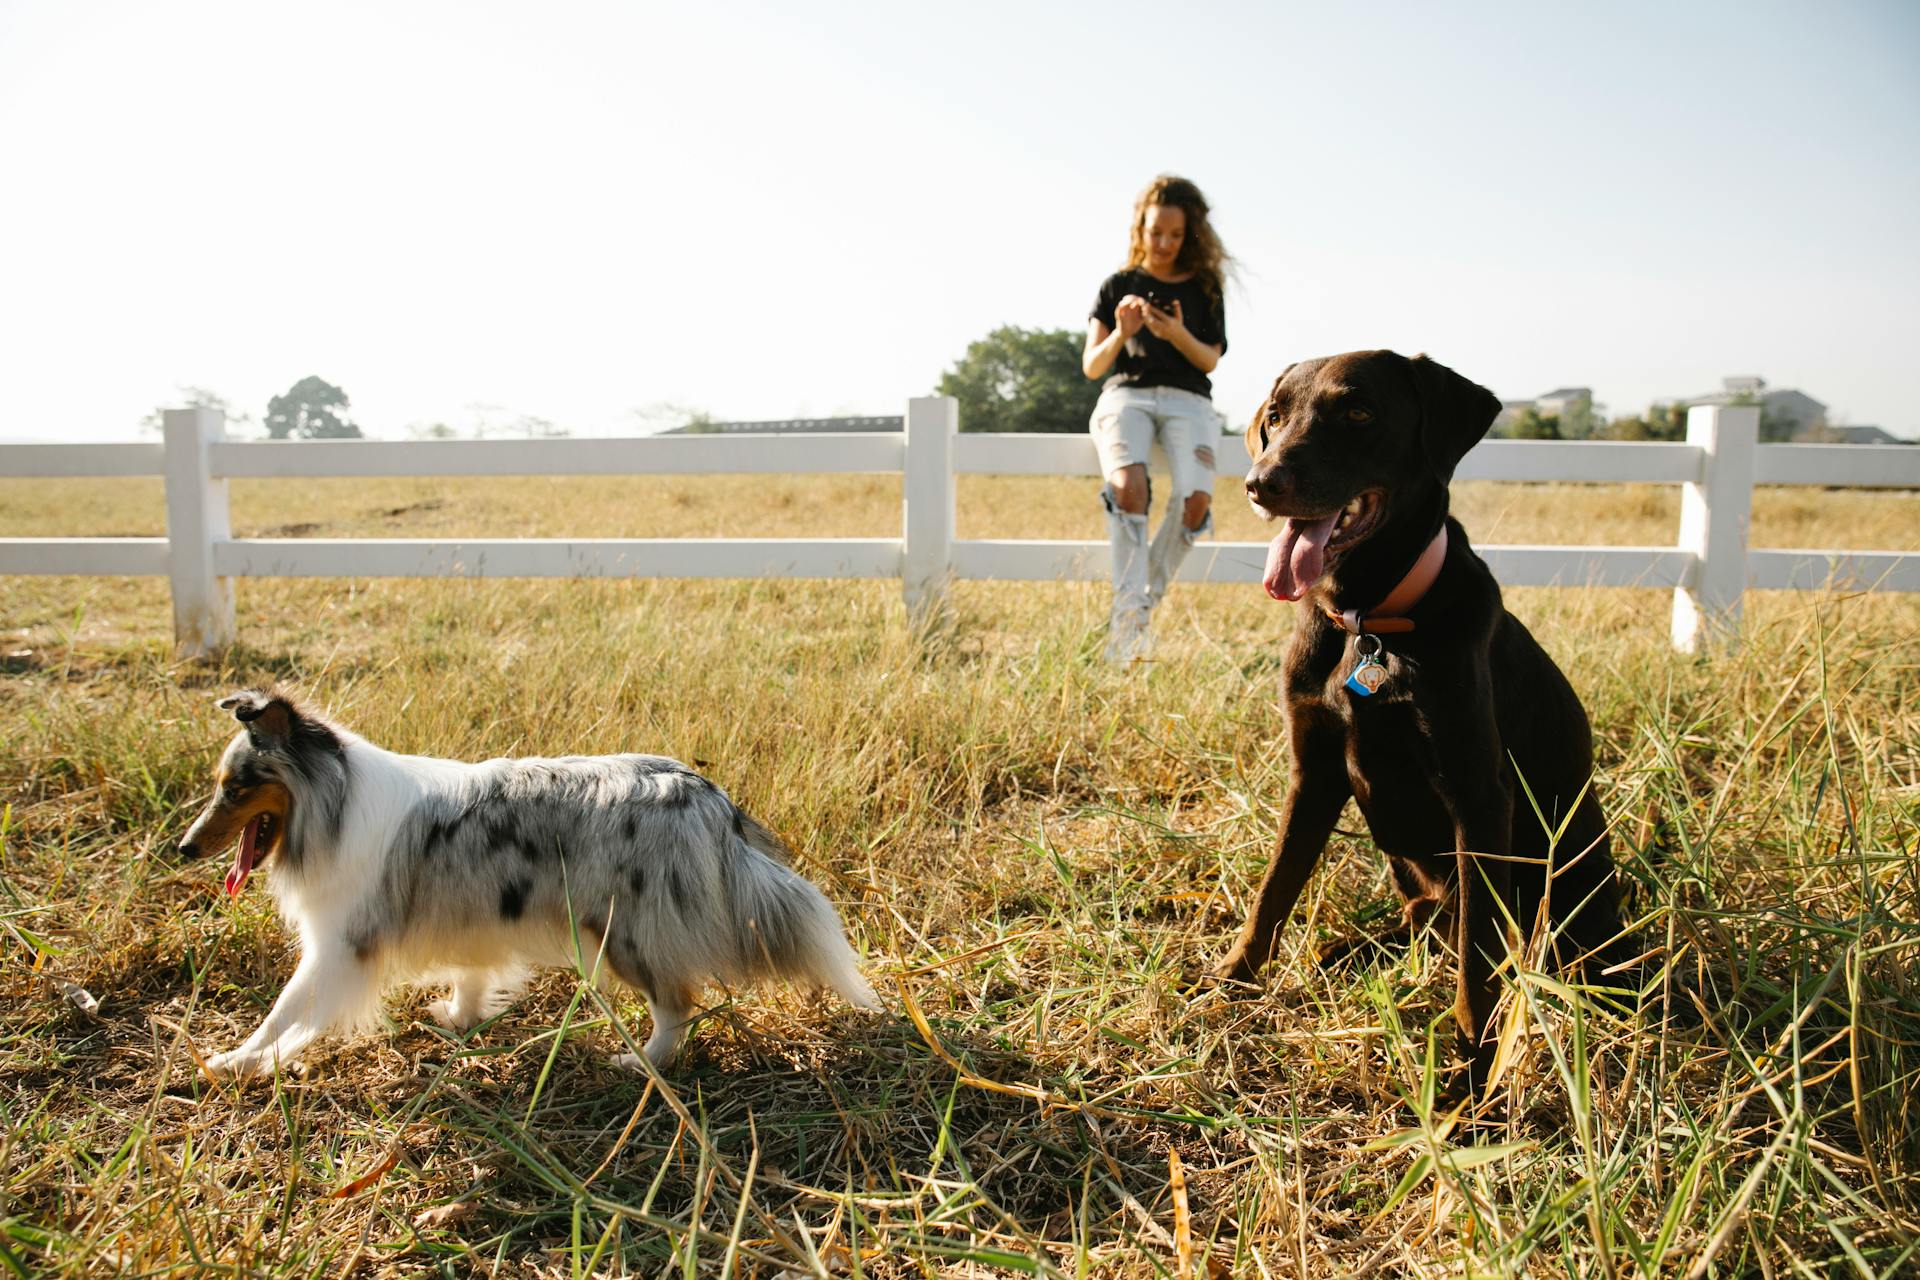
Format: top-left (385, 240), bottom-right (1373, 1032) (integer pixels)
top-left (1083, 175), bottom-right (1231, 662)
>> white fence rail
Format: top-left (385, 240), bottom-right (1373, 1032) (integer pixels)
top-left (3, 401), bottom-right (1917, 656)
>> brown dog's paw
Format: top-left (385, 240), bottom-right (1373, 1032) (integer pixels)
top-left (1202, 956), bottom-right (1266, 994)
top-left (1175, 956), bottom-right (1261, 996)
top-left (1439, 1032), bottom-right (1503, 1108)
top-left (1316, 922), bottom-right (1420, 971)
top-left (1172, 965), bottom-right (1221, 994)
top-left (1314, 934), bottom-right (1380, 969)
top-left (1430, 1079), bottom-right (1509, 1127)
top-left (1422, 1053), bottom-right (1504, 1121)
top-left (1432, 1061), bottom-right (1476, 1110)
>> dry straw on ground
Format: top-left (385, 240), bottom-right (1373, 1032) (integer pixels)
top-left (2, 474), bottom-right (1917, 1276)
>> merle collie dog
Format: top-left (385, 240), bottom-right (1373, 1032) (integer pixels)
top-left (177, 688), bottom-right (879, 1078)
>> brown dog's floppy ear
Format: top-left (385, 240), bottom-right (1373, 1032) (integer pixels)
top-left (1245, 365), bottom-right (1295, 457)
top-left (1406, 353), bottom-right (1502, 482)
top-left (218, 689), bottom-right (293, 743)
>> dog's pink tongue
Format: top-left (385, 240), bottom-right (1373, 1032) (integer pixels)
top-left (1263, 513), bottom-right (1339, 601)
top-left (225, 815), bottom-right (264, 897)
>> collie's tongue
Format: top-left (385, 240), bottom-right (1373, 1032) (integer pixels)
top-left (1263, 512), bottom-right (1340, 601)
top-left (225, 815), bottom-right (264, 897)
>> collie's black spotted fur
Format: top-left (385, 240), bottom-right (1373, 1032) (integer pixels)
top-left (177, 687), bottom-right (879, 1077)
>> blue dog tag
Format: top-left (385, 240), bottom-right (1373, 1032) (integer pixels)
top-left (1344, 635), bottom-right (1387, 696)
top-left (1345, 657), bottom-right (1386, 696)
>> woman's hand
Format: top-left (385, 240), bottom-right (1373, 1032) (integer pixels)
top-left (1142, 298), bottom-right (1186, 340)
top-left (1114, 295), bottom-right (1148, 338)
top-left (1141, 298), bottom-right (1218, 372)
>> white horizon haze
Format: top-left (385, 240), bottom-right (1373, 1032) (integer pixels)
top-left (1, 0), bottom-right (1915, 444)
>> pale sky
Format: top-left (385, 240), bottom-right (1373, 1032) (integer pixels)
top-left (2, 0), bottom-right (1915, 442)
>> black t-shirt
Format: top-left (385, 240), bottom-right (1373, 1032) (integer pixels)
top-left (1089, 268), bottom-right (1228, 398)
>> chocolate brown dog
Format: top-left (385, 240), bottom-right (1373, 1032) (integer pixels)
top-left (1216, 349), bottom-right (1633, 1092)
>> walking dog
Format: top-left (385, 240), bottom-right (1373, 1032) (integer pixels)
top-left (1216, 350), bottom-right (1633, 1091)
top-left (177, 688), bottom-right (879, 1078)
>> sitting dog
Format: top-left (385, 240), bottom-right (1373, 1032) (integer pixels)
top-left (177, 688), bottom-right (879, 1078)
top-left (1215, 350), bottom-right (1633, 1091)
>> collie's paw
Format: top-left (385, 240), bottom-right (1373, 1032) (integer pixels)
top-left (836, 980), bottom-right (883, 1013)
top-left (204, 1046), bottom-right (305, 1081)
top-left (428, 999), bottom-right (477, 1033)
top-left (204, 1048), bottom-right (265, 1080)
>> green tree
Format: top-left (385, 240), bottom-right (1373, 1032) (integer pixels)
top-left (1498, 407), bottom-right (1561, 440)
top-left (265, 376), bottom-right (362, 439)
top-left (936, 326), bottom-right (1100, 434)
top-left (1599, 402), bottom-right (1688, 441)
top-left (1758, 405), bottom-right (1803, 443)
top-left (1559, 401), bottom-right (1599, 440)
top-left (140, 386), bottom-right (254, 435)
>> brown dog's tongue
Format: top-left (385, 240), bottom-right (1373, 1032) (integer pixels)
top-left (1263, 513), bottom-right (1339, 601)
top-left (225, 815), bottom-right (264, 897)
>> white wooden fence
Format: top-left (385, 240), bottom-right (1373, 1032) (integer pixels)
top-left (2, 400), bottom-right (1916, 656)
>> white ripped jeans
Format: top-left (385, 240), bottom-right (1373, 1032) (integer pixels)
top-left (1089, 385), bottom-right (1218, 623)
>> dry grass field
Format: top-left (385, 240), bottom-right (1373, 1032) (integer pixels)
top-left (2, 470), bottom-right (1918, 1277)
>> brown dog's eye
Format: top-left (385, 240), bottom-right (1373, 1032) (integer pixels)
top-left (1347, 407), bottom-right (1373, 424)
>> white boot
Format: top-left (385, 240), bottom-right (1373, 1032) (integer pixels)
top-left (1103, 489), bottom-right (1152, 664)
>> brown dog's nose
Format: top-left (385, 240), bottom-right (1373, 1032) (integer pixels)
top-left (1245, 464), bottom-right (1295, 511)
top-left (177, 839), bottom-right (201, 861)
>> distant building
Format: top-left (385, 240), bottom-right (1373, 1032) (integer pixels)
top-left (1650, 378), bottom-right (1913, 443)
top-left (1667, 377), bottom-right (1826, 440)
top-left (1494, 387), bottom-right (1595, 437)
top-left (1535, 387), bottom-right (1595, 434)
top-left (1791, 423), bottom-right (1901, 445)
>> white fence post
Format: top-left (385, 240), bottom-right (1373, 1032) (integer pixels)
top-left (903, 396), bottom-right (956, 621)
top-left (1671, 403), bottom-right (1757, 653)
top-left (163, 406), bottom-right (235, 656)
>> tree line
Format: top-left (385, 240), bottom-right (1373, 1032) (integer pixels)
top-left (1496, 402), bottom-right (1693, 443)
top-left (144, 376), bottom-right (365, 440)
top-left (143, 378), bottom-right (574, 440)
top-left (145, 332), bottom-right (1805, 444)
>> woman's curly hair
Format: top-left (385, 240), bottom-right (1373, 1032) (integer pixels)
top-left (1124, 174), bottom-right (1235, 304)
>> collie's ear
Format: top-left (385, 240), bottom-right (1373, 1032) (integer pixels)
top-left (217, 690), bottom-right (267, 721)
top-left (1407, 353), bottom-right (1502, 482)
top-left (1246, 365), bottom-right (1294, 457)
top-left (218, 689), bottom-right (293, 743)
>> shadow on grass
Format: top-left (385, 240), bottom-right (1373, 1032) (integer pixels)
top-left (399, 1000), bottom-right (1184, 1272)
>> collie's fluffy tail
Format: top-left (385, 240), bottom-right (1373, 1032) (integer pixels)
top-left (727, 810), bottom-right (880, 1010)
